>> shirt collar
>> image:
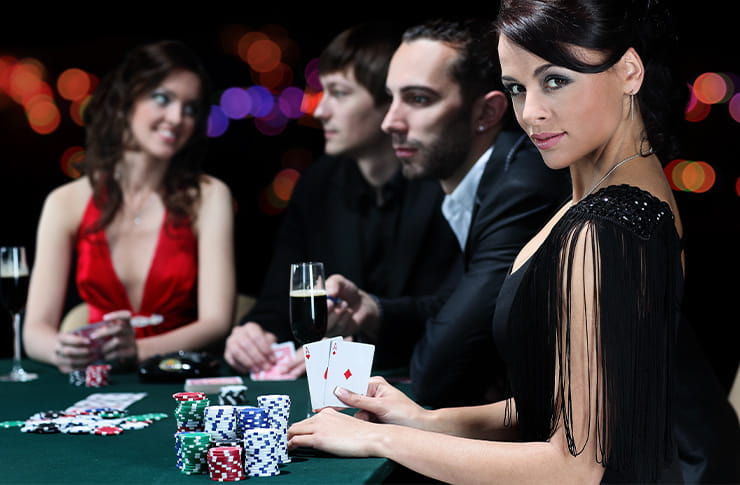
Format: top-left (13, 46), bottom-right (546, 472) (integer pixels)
top-left (441, 146), bottom-right (494, 250)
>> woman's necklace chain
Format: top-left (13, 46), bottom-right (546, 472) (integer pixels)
top-left (580, 150), bottom-right (652, 202)
top-left (126, 191), bottom-right (154, 225)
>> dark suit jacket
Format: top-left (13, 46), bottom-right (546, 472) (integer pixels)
top-left (242, 155), bottom-right (460, 369)
top-left (381, 130), bottom-right (572, 407)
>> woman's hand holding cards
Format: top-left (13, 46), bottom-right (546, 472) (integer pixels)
top-left (338, 376), bottom-right (428, 429)
top-left (54, 332), bottom-right (95, 373)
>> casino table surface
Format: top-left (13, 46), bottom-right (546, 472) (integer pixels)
top-left (0, 359), bottom-right (409, 484)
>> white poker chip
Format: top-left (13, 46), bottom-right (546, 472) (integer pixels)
top-left (118, 420), bottom-right (150, 430)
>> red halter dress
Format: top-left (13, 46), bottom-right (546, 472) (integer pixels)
top-left (75, 198), bottom-right (198, 338)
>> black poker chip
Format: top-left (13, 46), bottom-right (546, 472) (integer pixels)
top-left (22, 422), bottom-right (61, 434)
top-left (30, 411), bottom-right (66, 420)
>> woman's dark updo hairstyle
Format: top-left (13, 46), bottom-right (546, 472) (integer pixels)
top-left (82, 40), bottom-right (212, 229)
top-left (495, 0), bottom-right (686, 163)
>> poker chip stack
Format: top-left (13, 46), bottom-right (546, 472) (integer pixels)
top-left (173, 392), bottom-right (210, 432)
top-left (218, 385), bottom-right (248, 406)
top-left (242, 428), bottom-right (280, 477)
top-left (22, 411), bottom-right (65, 434)
top-left (175, 431), bottom-right (211, 475)
top-left (69, 369), bottom-right (86, 387)
top-left (207, 446), bottom-right (246, 481)
top-left (203, 406), bottom-right (238, 442)
top-left (85, 364), bottom-right (112, 387)
top-left (235, 406), bottom-right (270, 438)
top-left (257, 394), bottom-right (291, 464)
top-left (21, 421), bottom-right (61, 434)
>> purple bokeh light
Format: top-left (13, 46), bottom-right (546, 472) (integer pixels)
top-left (278, 86), bottom-right (305, 119)
top-left (220, 87), bottom-right (252, 119)
top-left (207, 105), bottom-right (229, 137)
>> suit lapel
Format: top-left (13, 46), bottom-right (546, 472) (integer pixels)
top-left (463, 132), bottom-right (521, 267)
top-left (387, 180), bottom-right (439, 296)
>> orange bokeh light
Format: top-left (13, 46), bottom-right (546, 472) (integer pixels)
top-left (8, 62), bottom-right (44, 103)
top-left (272, 168), bottom-right (300, 201)
top-left (665, 159), bottom-right (716, 193)
top-left (247, 39), bottom-right (282, 73)
top-left (27, 98), bottom-right (61, 134)
top-left (237, 32), bottom-right (269, 63)
top-left (57, 68), bottom-right (91, 101)
top-left (693, 72), bottom-right (728, 104)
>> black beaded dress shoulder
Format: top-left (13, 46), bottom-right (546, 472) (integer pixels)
top-left (492, 184), bottom-right (683, 483)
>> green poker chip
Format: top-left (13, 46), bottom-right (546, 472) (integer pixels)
top-left (129, 413), bottom-right (168, 421)
top-left (99, 410), bottom-right (127, 419)
top-left (0, 420), bottom-right (27, 428)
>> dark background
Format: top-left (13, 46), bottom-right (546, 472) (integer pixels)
top-left (1, 6), bottom-right (738, 390)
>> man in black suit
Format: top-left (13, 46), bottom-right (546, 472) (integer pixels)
top-left (326, 19), bottom-right (571, 407)
top-left (224, 22), bottom-right (460, 376)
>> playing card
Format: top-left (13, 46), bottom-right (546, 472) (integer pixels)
top-left (65, 392), bottom-right (147, 413)
top-left (323, 340), bottom-right (375, 408)
top-left (72, 321), bottom-right (112, 362)
top-left (185, 376), bottom-right (244, 393)
top-left (303, 337), bottom-right (341, 410)
top-left (250, 341), bottom-right (297, 381)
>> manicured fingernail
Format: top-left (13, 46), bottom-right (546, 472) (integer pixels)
top-left (334, 386), bottom-right (348, 399)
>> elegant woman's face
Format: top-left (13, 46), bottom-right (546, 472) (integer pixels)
top-left (498, 35), bottom-right (626, 169)
top-left (128, 69), bottom-right (202, 162)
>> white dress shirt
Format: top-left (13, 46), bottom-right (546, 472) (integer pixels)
top-left (441, 146), bottom-right (493, 250)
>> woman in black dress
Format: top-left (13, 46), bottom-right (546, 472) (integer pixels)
top-left (288, 2), bottom-right (739, 482)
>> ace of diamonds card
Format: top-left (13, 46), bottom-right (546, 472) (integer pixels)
top-left (304, 338), bottom-right (375, 409)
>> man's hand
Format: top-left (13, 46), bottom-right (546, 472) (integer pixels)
top-left (325, 274), bottom-right (381, 341)
top-left (224, 322), bottom-right (277, 374)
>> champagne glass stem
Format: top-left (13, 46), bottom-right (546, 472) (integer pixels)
top-left (12, 312), bottom-right (22, 373)
top-left (304, 386), bottom-right (313, 419)
top-left (11, 312), bottom-right (22, 372)
top-left (2, 311), bottom-right (37, 382)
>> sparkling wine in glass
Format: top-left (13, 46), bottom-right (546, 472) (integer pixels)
top-left (289, 262), bottom-right (327, 417)
top-left (0, 246), bottom-right (38, 382)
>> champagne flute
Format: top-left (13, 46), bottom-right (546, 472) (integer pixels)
top-left (289, 262), bottom-right (327, 417)
top-left (0, 246), bottom-right (38, 382)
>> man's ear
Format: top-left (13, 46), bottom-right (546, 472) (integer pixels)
top-left (472, 90), bottom-right (508, 134)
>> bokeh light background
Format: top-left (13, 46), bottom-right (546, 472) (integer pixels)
top-left (1, 7), bottom-right (738, 388)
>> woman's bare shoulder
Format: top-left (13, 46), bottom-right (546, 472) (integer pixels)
top-left (198, 174), bottom-right (231, 198)
top-left (42, 177), bottom-right (92, 228)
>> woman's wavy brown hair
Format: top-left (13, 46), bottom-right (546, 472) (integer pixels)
top-left (81, 40), bottom-right (212, 230)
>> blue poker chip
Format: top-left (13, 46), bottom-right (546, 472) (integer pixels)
top-left (62, 425), bottom-right (94, 434)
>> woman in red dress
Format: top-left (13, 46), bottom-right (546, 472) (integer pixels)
top-left (24, 40), bottom-right (235, 373)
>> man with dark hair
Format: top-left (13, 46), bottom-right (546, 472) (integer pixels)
top-left (224, 22), bottom-right (460, 376)
top-left (325, 19), bottom-right (572, 407)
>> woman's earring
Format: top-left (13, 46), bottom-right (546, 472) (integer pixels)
top-left (629, 92), bottom-right (635, 121)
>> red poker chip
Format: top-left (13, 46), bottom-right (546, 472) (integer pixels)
top-left (94, 426), bottom-right (123, 436)
top-left (172, 392), bottom-right (207, 401)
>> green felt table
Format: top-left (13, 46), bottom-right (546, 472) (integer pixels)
top-left (0, 359), bottom-right (404, 485)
